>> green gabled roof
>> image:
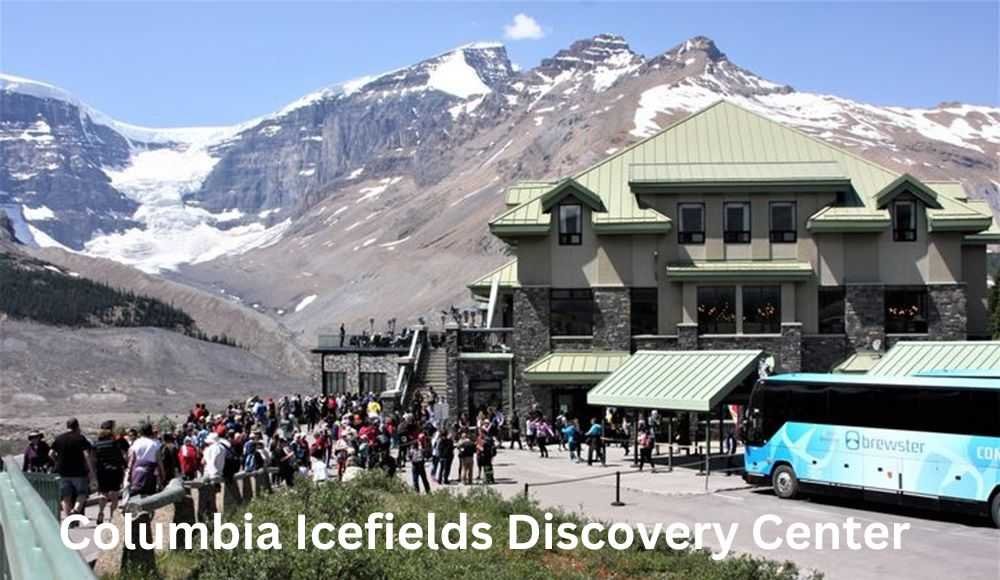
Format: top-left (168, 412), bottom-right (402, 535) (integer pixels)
top-left (492, 101), bottom-right (994, 238)
top-left (539, 178), bottom-right (607, 213)
top-left (504, 181), bottom-right (557, 207)
top-left (873, 173), bottom-right (943, 209)
top-left (628, 160), bottom-right (852, 193)
top-left (666, 260), bottom-right (813, 281)
top-left (867, 341), bottom-right (1000, 376)
top-left (807, 206), bottom-right (891, 232)
top-left (587, 350), bottom-right (762, 412)
top-left (467, 259), bottom-right (519, 298)
top-left (524, 351), bottom-right (630, 384)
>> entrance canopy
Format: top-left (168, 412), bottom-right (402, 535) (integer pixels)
top-left (867, 340), bottom-right (1000, 376)
top-left (524, 351), bottom-right (630, 384)
top-left (587, 350), bottom-right (762, 412)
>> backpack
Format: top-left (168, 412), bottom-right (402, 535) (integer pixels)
top-left (221, 442), bottom-right (240, 478)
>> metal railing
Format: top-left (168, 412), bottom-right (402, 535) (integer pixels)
top-left (317, 334), bottom-right (411, 351)
top-left (0, 461), bottom-right (96, 580)
top-left (458, 328), bottom-right (513, 353)
top-left (393, 328), bottom-right (426, 406)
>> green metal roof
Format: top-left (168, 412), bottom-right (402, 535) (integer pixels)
top-left (504, 181), bottom-right (557, 207)
top-left (628, 160), bottom-right (852, 193)
top-left (666, 260), bottom-right (813, 281)
top-left (832, 351), bottom-right (883, 374)
top-left (524, 351), bottom-right (630, 384)
top-left (467, 259), bottom-right (519, 298)
top-left (867, 341), bottom-right (1000, 376)
top-left (768, 372), bottom-right (1000, 391)
top-left (587, 350), bottom-right (762, 411)
top-left (491, 101), bottom-right (993, 238)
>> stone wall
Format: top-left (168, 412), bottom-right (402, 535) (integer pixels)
top-left (550, 336), bottom-right (594, 351)
top-left (632, 335), bottom-right (679, 351)
top-left (802, 335), bottom-right (850, 372)
top-left (697, 334), bottom-right (801, 372)
top-left (593, 288), bottom-right (631, 351)
top-left (779, 322), bottom-right (802, 372)
top-left (927, 283), bottom-right (967, 340)
top-left (845, 284), bottom-right (885, 351)
top-left (459, 359), bottom-right (511, 417)
top-left (512, 287), bottom-right (550, 417)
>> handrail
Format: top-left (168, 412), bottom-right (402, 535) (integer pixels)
top-left (394, 327), bottom-right (425, 405)
top-left (0, 461), bottom-right (96, 579)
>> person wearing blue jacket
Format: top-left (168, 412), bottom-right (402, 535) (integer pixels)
top-left (585, 419), bottom-right (604, 466)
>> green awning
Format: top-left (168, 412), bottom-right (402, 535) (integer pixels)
top-left (587, 350), bottom-right (762, 412)
top-left (832, 351), bottom-right (883, 374)
top-left (867, 341), bottom-right (1000, 376)
top-left (524, 351), bottom-right (630, 384)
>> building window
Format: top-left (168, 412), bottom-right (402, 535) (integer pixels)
top-left (723, 202), bottom-right (751, 243)
top-left (630, 288), bottom-right (658, 335)
top-left (769, 202), bottom-right (797, 243)
top-left (885, 286), bottom-right (928, 334)
top-left (323, 371), bottom-right (347, 395)
top-left (743, 286), bottom-right (781, 334)
top-left (697, 286), bottom-right (736, 334)
top-left (550, 289), bottom-right (594, 336)
top-left (360, 372), bottom-right (387, 392)
top-left (892, 200), bottom-right (917, 241)
top-left (818, 287), bottom-right (846, 334)
top-left (678, 203), bottom-right (705, 244)
top-left (558, 204), bottom-right (582, 245)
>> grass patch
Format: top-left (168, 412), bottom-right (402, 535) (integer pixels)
top-left (138, 472), bottom-right (821, 580)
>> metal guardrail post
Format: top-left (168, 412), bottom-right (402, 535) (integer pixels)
top-left (610, 471), bottom-right (624, 507)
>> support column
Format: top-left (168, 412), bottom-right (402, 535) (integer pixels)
top-left (512, 287), bottom-right (550, 418)
top-left (593, 287), bottom-right (631, 351)
top-left (845, 284), bottom-right (885, 351)
top-left (445, 323), bottom-right (460, 420)
top-left (779, 322), bottom-right (803, 372)
top-left (927, 283), bottom-right (967, 340)
top-left (677, 323), bottom-right (698, 350)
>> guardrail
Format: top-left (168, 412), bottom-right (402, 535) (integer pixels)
top-left (458, 328), bottom-right (512, 353)
top-left (0, 461), bottom-right (96, 580)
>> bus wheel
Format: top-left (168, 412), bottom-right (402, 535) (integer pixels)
top-left (771, 465), bottom-right (799, 499)
top-left (991, 492), bottom-right (1000, 529)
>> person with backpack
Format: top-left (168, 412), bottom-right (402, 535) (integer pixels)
top-left (536, 419), bottom-right (553, 458)
top-left (93, 422), bottom-right (126, 525)
top-left (435, 429), bottom-right (455, 484)
top-left (178, 436), bottom-right (202, 480)
top-left (408, 436), bottom-right (431, 494)
top-left (456, 430), bottom-right (476, 485)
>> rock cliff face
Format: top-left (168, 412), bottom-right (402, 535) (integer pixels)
top-left (1, 35), bottom-right (998, 337)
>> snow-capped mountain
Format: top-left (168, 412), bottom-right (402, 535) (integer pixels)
top-left (2, 34), bottom-right (998, 336)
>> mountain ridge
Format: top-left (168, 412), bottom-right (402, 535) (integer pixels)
top-left (2, 33), bottom-right (998, 338)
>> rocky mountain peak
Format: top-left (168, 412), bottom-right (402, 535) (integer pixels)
top-left (670, 35), bottom-right (726, 62)
top-left (535, 33), bottom-right (643, 76)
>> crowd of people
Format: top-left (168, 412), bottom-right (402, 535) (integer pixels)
top-left (20, 392), bottom-right (711, 525)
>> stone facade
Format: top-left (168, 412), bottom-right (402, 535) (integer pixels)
top-left (802, 335), bottom-right (850, 372)
top-left (632, 335), bottom-right (679, 351)
top-left (459, 359), bottom-right (511, 417)
top-left (845, 284), bottom-right (885, 351)
top-left (550, 336), bottom-right (594, 351)
top-left (321, 352), bottom-right (400, 394)
top-left (593, 288), bottom-right (631, 351)
top-left (928, 283), bottom-right (967, 340)
top-left (677, 323), bottom-right (698, 350)
top-left (444, 325), bottom-right (460, 415)
top-left (779, 322), bottom-right (802, 373)
top-left (512, 287), bottom-right (550, 417)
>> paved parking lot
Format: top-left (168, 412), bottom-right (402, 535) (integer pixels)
top-left (449, 447), bottom-right (1000, 580)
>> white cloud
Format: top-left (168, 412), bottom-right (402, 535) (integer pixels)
top-left (503, 13), bottom-right (545, 40)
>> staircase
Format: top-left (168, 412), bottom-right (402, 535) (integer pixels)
top-left (414, 346), bottom-right (448, 403)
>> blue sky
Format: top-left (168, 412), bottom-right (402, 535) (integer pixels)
top-left (2, 1), bottom-right (997, 127)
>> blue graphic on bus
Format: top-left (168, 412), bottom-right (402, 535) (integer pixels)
top-left (745, 422), bottom-right (1000, 502)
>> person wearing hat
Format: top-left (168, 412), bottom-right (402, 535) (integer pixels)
top-left (94, 420), bottom-right (127, 524)
top-left (22, 431), bottom-right (52, 473)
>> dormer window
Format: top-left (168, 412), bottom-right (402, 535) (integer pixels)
top-left (558, 204), bottom-right (582, 245)
top-left (678, 203), bottom-right (705, 244)
top-left (892, 200), bottom-right (917, 241)
top-left (723, 202), bottom-right (751, 243)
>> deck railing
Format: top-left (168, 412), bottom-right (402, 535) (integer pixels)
top-left (0, 461), bottom-right (96, 580)
top-left (458, 328), bottom-right (513, 353)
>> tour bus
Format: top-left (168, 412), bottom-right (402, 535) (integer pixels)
top-left (740, 373), bottom-right (1000, 527)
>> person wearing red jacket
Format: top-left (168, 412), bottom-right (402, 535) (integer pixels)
top-left (177, 436), bottom-right (201, 480)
